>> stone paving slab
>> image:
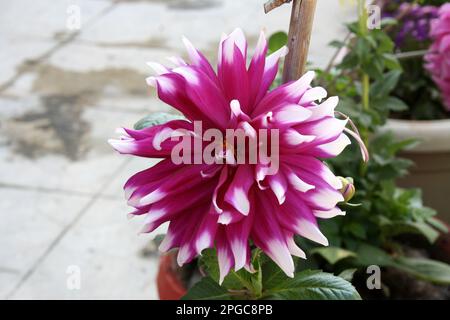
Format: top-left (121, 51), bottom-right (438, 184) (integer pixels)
top-left (0, 188), bottom-right (92, 299)
top-left (0, 98), bottom-right (137, 195)
top-left (9, 198), bottom-right (160, 300)
top-left (0, 0), bottom-right (113, 86)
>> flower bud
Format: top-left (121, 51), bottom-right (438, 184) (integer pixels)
top-left (338, 177), bottom-right (355, 203)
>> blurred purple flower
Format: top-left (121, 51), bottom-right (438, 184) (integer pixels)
top-left (383, 2), bottom-right (439, 47)
top-left (425, 4), bottom-right (450, 111)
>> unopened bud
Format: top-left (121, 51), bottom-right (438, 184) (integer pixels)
top-left (338, 177), bottom-right (355, 203)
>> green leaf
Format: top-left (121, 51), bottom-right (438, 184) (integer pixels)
top-left (261, 258), bottom-right (287, 291)
top-left (380, 17), bottom-right (397, 28)
top-left (133, 112), bottom-right (185, 130)
top-left (371, 70), bottom-right (402, 98)
top-left (393, 257), bottom-right (450, 285)
top-left (329, 40), bottom-right (346, 48)
top-left (311, 247), bottom-right (357, 265)
top-left (383, 53), bottom-right (401, 70)
top-left (352, 244), bottom-right (450, 285)
top-left (380, 221), bottom-right (440, 243)
top-left (353, 244), bottom-right (394, 267)
top-left (152, 234), bottom-right (165, 247)
top-left (264, 270), bottom-right (361, 300)
top-left (338, 269), bottom-right (357, 282)
top-left (199, 249), bottom-right (246, 290)
top-left (268, 31), bottom-right (288, 54)
top-left (385, 97), bottom-right (409, 112)
top-left (344, 222), bottom-right (367, 240)
top-left (426, 217), bottom-right (449, 234)
top-left (182, 277), bottom-right (231, 300)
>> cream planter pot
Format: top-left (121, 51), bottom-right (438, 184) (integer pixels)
top-left (381, 119), bottom-right (450, 223)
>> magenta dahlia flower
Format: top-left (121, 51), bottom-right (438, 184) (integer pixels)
top-left (110, 29), bottom-right (356, 282)
top-left (425, 3), bottom-right (450, 111)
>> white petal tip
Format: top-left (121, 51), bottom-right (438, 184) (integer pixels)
top-left (146, 76), bottom-right (157, 87)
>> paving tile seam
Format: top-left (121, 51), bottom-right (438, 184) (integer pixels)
top-left (4, 157), bottom-right (131, 299)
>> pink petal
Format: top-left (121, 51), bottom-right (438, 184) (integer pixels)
top-left (182, 36), bottom-right (218, 82)
top-left (252, 192), bottom-right (295, 277)
top-left (248, 31), bottom-right (268, 110)
top-left (224, 165), bottom-right (254, 215)
top-left (172, 66), bottom-right (230, 129)
top-left (218, 36), bottom-right (250, 112)
top-left (252, 71), bottom-right (315, 117)
top-left (216, 228), bottom-right (234, 285)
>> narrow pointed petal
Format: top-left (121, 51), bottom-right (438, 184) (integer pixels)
top-left (284, 232), bottom-right (306, 259)
top-left (182, 36), bottom-right (217, 81)
top-left (109, 120), bottom-right (194, 158)
top-left (172, 66), bottom-right (230, 129)
top-left (307, 96), bottom-right (339, 121)
top-left (253, 71), bottom-right (315, 117)
top-left (224, 165), bottom-right (254, 215)
top-left (279, 195), bottom-right (329, 246)
top-left (253, 45), bottom-right (289, 107)
top-left (283, 155), bottom-right (343, 190)
top-left (298, 87), bottom-right (327, 105)
top-left (314, 207), bottom-right (346, 219)
top-left (248, 31), bottom-right (268, 109)
top-left (216, 228), bottom-right (234, 285)
top-left (267, 172), bottom-right (288, 204)
top-left (225, 206), bottom-right (253, 271)
top-left (218, 35), bottom-right (250, 111)
top-left (282, 129), bottom-right (315, 147)
top-left (307, 133), bottom-right (351, 158)
top-left (272, 104), bottom-right (313, 126)
top-left (252, 192), bottom-right (295, 278)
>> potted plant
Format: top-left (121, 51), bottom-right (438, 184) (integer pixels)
top-left (377, 0), bottom-right (450, 222)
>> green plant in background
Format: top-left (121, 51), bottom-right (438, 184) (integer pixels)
top-left (267, 0), bottom-right (450, 297)
top-left (380, 0), bottom-right (450, 119)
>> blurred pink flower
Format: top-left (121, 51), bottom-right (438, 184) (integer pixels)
top-left (425, 3), bottom-right (450, 111)
top-left (110, 29), bottom-right (352, 282)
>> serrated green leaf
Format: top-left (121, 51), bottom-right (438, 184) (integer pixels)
top-left (182, 277), bottom-right (231, 300)
top-left (311, 247), bottom-right (357, 265)
top-left (264, 270), bottom-right (361, 300)
top-left (261, 258), bottom-right (287, 291)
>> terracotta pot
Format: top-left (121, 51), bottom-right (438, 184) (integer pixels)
top-left (381, 119), bottom-right (450, 223)
top-left (156, 253), bottom-right (187, 300)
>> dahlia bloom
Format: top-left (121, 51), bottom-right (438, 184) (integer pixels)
top-left (425, 3), bottom-right (450, 111)
top-left (110, 29), bottom-right (354, 282)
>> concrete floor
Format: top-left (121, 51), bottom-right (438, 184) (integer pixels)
top-left (0, 0), bottom-right (354, 299)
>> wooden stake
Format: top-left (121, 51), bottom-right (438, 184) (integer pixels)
top-left (281, 0), bottom-right (317, 83)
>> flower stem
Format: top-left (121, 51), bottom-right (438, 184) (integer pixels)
top-left (359, 0), bottom-right (370, 175)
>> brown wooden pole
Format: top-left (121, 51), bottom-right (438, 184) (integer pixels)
top-left (282, 0), bottom-right (317, 83)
